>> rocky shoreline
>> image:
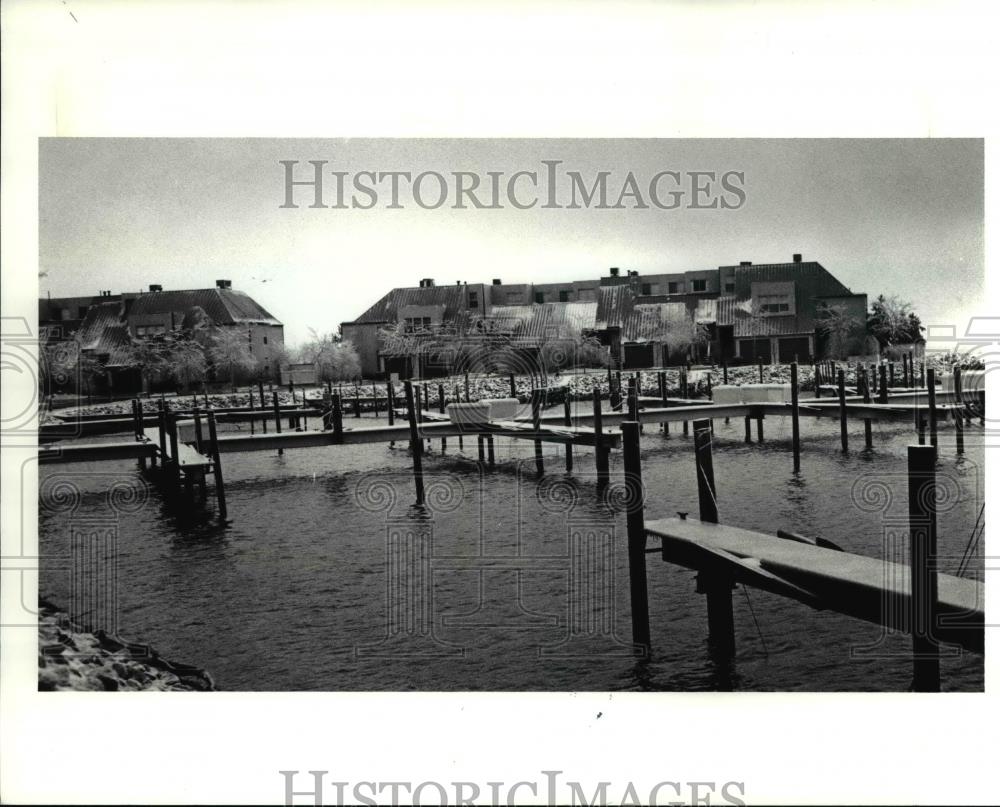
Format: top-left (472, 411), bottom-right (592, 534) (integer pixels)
top-left (38, 600), bottom-right (216, 692)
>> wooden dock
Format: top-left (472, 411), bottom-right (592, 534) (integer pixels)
top-left (645, 516), bottom-right (983, 654)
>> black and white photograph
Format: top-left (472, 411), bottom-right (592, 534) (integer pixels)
top-left (1, 2), bottom-right (997, 805)
top-left (30, 137), bottom-right (987, 694)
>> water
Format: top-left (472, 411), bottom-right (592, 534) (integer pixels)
top-left (39, 411), bottom-right (984, 691)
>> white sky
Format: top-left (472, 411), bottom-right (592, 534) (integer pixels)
top-left (39, 138), bottom-right (983, 347)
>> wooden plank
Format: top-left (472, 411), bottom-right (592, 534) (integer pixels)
top-left (38, 441), bottom-right (156, 464)
top-left (646, 517), bottom-right (983, 653)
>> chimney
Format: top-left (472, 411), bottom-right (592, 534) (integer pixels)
top-left (627, 269), bottom-right (638, 277)
top-left (739, 261), bottom-right (752, 267)
top-left (149, 284), bottom-right (163, 293)
top-left (609, 267), bottom-right (620, 277)
top-left (492, 278), bottom-right (502, 285)
top-left (216, 279), bottom-right (232, 289)
top-left (420, 277), bottom-right (435, 288)
top-left (793, 253), bottom-right (802, 263)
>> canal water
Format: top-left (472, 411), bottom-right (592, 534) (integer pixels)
top-left (39, 412), bottom-right (984, 691)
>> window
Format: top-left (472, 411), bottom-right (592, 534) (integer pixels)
top-left (641, 283), bottom-right (651, 295)
top-left (724, 282), bottom-right (735, 293)
top-left (468, 291), bottom-right (478, 309)
top-left (667, 281), bottom-right (679, 294)
top-left (757, 295), bottom-right (792, 314)
top-left (692, 279), bottom-right (707, 292)
top-left (263, 335), bottom-right (268, 345)
top-left (534, 291), bottom-right (545, 304)
top-left (403, 316), bottom-right (432, 333)
top-left (558, 290), bottom-right (570, 302)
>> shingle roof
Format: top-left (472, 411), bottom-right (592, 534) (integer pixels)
top-left (488, 302), bottom-right (598, 342)
top-left (128, 288), bottom-right (280, 326)
top-left (353, 285), bottom-right (469, 325)
top-left (76, 301), bottom-right (134, 366)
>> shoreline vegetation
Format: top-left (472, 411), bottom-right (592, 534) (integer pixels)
top-left (38, 600), bottom-right (216, 692)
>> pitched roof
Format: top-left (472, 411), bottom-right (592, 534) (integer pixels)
top-left (488, 302), bottom-right (598, 341)
top-left (352, 285), bottom-right (469, 325)
top-left (76, 301), bottom-right (134, 366)
top-left (127, 288), bottom-right (280, 326)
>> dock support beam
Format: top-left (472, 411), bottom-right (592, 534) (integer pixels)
top-left (838, 369), bottom-right (848, 453)
top-left (927, 368), bottom-right (938, 458)
top-left (207, 411), bottom-right (228, 521)
top-left (403, 381), bottom-right (425, 506)
top-left (791, 362), bottom-right (801, 471)
top-left (693, 419), bottom-right (734, 658)
top-left (531, 391), bottom-right (544, 476)
top-left (438, 383), bottom-right (447, 454)
top-left (954, 368), bottom-right (964, 453)
top-left (621, 421), bottom-right (650, 652)
top-left (564, 397), bottom-right (573, 472)
top-left (272, 391), bottom-right (283, 455)
top-left (908, 445), bottom-right (940, 692)
top-left (592, 388), bottom-right (609, 490)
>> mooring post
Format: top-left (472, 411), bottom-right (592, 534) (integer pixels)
top-left (813, 360), bottom-right (821, 397)
top-left (791, 362), bottom-right (801, 471)
top-left (879, 364), bottom-right (888, 404)
top-left (693, 419), bottom-right (734, 657)
top-left (564, 397), bottom-right (573, 472)
top-left (157, 402), bottom-right (168, 467)
top-left (758, 361), bottom-right (764, 384)
top-left (927, 368), bottom-right (938, 458)
top-left (386, 382), bottom-right (395, 426)
top-left (838, 369), bottom-right (848, 453)
top-left (403, 381), bottom-right (425, 505)
top-left (592, 388), bottom-right (609, 489)
top-left (681, 369), bottom-right (689, 437)
top-left (658, 371), bottom-right (669, 434)
top-left (860, 362), bottom-right (873, 449)
top-left (531, 390), bottom-right (544, 476)
top-left (722, 360), bottom-right (729, 385)
top-left (438, 383), bottom-right (447, 454)
top-left (454, 384), bottom-right (463, 451)
top-left (744, 415), bottom-right (752, 443)
top-left (167, 412), bottom-right (181, 491)
top-left (606, 366), bottom-right (614, 402)
top-left (627, 375), bottom-right (639, 425)
top-left (634, 372), bottom-right (642, 397)
top-left (332, 392), bottom-right (344, 443)
top-left (621, 421), bottom-right (651, 651)
top-left (509, 373), bottom-right (517, 398)
top-left (192, 405), bottom-right (204, 454)
top-left (477, 434), bottom-right (485, 462)
top-left (908, 445), bottom-right (941, 692)
top-left (756, 408), bottom-right (764, 442)
top-left (954, 367), bottom-right (964, 453)
top-left (258, 382), bottom-right (267, 433)
top-left (464, 373), bottom-right (471, 402)
top-left (133, 399), bottom-right (147, 470)
top-left (371, 384), bottom-right (379, 419)
top-left (355, 385), bottom-right (362, 418)
top-left (248, 387), bottom-right (256, 435)
top-left (486, 434), bottom-right (495, 467)
top-left (889, 361), bottom-right (896, 389)
top-left (271, 391), bottom-right (283, 455)
top-left (611, 371), bottom-right (622, 412)
top-left (206, 410), bottom-right (228, 521)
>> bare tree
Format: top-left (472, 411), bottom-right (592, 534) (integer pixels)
top-left (208, 328), bottom-right (258, 387)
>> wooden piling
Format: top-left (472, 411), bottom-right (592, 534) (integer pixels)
top-left (271, 391), bottom-right (283, 455)
top-left (355, 386), bottom-right (362, 418)
top-left (371, 384), bottom-right (380, 418)
top-left (509, 373), bottom-right (517, 398)
top-left (693, 419), bottom-right (734, 657)
top-left (334, 393), bottom-right (346, 442)
top-left (927, 368), bottom-right (938, 457)
top-left (192, 406), bottom-right (204, 454)
top-left (908, 445), bottom-right (940, 692)
top-left (464, 373), bottom-right (470, 402)
top-left (758, 361), bottom-right (764, 384)
top-left (403, 381), bottom-right (425, 505)
top-left (454, 384), bottom-right (463, 451)
top-left (486, 435), bottom-right (495, 467)
top-left (386, 382), bottom-right (395, 426)
top-left (744, 415), bottom-right (752, 443)
top-left (157, 403), bottom-right (168, 467)
top-left (207, 410), bottom-right (227, 521)
top-left (682, 369), bottom-right (689, 437)
top-left (564, 397), bottom-right (573, 472)
top-left (531, 391), bottom-right (544, 476)
top-left (813, 360), bottom-right (821, 397)
top-left (879, 364), bottom-right (888, 404)
top-left (592, 388), bottom-right (609, 488)
top-left (756, 410), bottom-right (764, 443)
top-left (722, 360), bottom-right (728, 385)
top-left (167, 413), bottom-right (181, 490)
top-left (621, 421), bottom-right (650, 651)
top-left (954, 367), bottom-right (964, 453)
top-left (258, 382), bottom-right (267, 433)
top-left (889, 361), bottom-right (895, 389)
top-left (477, 435), bottom-right (485, 462)
top-left (860, 362), bottom-right (873, 449)
top-left (438, 383), bottom-right (447, 453)
top-left (838, 369), bottom-right (848, 453)
top-left (791, 362), bottom-right (801, 471)
top-left (658, 371), bottom-right (669, 434)
top-left (248, 387), bottom-right (256, 435)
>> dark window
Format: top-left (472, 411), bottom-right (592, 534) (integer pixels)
top-left (558, 290), bottom-right (569, 302)
top-left (468, 291), bottom-right (478, 308)
top-left (534, 291), bottom-right (545, 304)
top-left (263, 335), bottom-right (268, 344)
top-left (724, 282), bottom-right (735, 293)
top-left (667, 281), bottom-right (679, 294)
top-left (692, 279), bottom-right (707, 292)
top-left (641, 283), bottom-right (651, 295)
